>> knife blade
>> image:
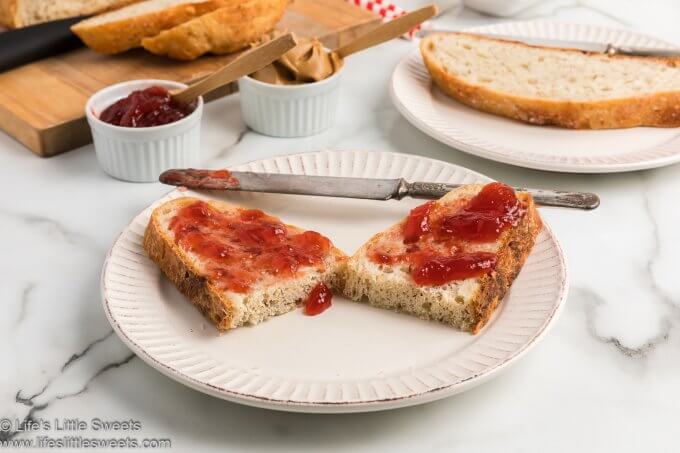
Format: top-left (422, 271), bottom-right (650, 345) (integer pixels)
top-left (419, 30), bottom-right (680, 57)
top-left (159, 169), bottom-right (600, 210)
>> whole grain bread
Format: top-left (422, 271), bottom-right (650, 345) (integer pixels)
top-left (342, 184), bottom-right (542, 334)
top-left (420, 32), bottom-right (680, 129)
top-left (0, 0), bottom-right (140, 28)
top-left (71, 0), bottom-right (230, 54)
top-left (141, 0), bottom-right (287, 60)
top-left (143, 197), bottom-right (346, 331)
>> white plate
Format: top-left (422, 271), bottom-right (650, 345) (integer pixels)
top-left (101, 150), bottom-right (568, 413)
top-left (391, 21), bottom-right (680, 173)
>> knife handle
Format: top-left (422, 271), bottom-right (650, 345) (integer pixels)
top-left (405, 181), bottom-right (600, 210)
top-left (0, 16), bottom-right (86, 72)
top-left (402, 181), bottom-right (451, 199)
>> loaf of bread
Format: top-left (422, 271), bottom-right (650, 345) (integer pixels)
top-left (144, 197), bottom-right (346, 330)
top-left (0, 0), bottom-right (140, 28)
top-left (420, 32), bottom-right (680, 129)
top-left (342, 183), bottom-right (541, 333)
top-left (141, 0), bottom-right (287, 60)
top-left (71, 0), bottom-right (229, 54)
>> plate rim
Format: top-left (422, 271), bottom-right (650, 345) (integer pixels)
top-left (391, 20), bottom-right (680, 173)
top-left (101, 149), bottom-right (569, 413)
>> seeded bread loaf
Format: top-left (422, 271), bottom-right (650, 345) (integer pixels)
top-left (0, 0), bottom-right (140, 28)
top-left (141, 0), bottom-right (287, 60)
top-left (342, 184), bottom-right (542, 334)
top-left (420, 32), bottom-right (680, 129)
top-left (71, 0), bottom-right (230, 54)
top-left (143, 197), bottom-right (346, 330)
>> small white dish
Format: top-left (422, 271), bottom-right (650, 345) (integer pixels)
top-left (101, 149), bottom-right (568, 413)
top-left (238, 70), bottom-right (341, 137)
top-left (392, 21), bottom-right (680, 173)
top-left (86, 79), bottom-right (203, 183)
top-left (464, 0), bottom-right (543, 16)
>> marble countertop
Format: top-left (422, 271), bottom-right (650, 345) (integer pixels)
top-left (1, 1), bottom-right (679, 451)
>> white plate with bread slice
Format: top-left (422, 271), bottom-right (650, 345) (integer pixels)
top-left (101, 149), bottom-right (568, 412)
top-left (392, 21), bottom-right (680, 173)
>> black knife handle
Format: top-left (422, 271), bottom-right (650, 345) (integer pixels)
top-left (0, 16), bottom-right (87, 72)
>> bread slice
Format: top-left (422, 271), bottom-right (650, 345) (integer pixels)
top-left (71, 0), bottom-right (229, 54)
top-left (0, 0), bottom-right (140, 28)
top-left (420, 32), bottom-right (680, 129)
top-left (143, 197), bottom-right (346, 331)
top-left (141, 0), bottom-right (286, 60)
top-left (342, 184), bottom-right (542, 334)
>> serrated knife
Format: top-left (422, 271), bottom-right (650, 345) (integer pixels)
top-left (420, 30), bottom-right (680, 57)
top-left (159, 169), bottom-right (599, 210)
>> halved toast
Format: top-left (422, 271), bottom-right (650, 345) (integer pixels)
top-left (143, 197), bottom-right (346, 330)
top-left (342, 183), bottom-right (542, 334)
top-left (71, 0), bottom-right (230, 54)
top-left (420, 32), bottom-right (680, 129)
top-left (141, 0), bottom-right (287, 60)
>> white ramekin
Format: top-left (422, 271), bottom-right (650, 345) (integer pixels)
top-left (85, 79), bottom-right (203, 183)
top-left (238, 69), bottom-right (341, 137)
top-left (463, 0), bottom-right (542, 16)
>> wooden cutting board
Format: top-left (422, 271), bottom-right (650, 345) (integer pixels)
top-left (0, 0), bottom-right (379, 157)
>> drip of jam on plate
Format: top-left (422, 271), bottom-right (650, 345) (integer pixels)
top-left (304, 282), bottom-right (332, 315)
top-left (160, 169), bottom-right (240, 189)
top-left (169, 200), bottom-right (332, 294)
top-left (369, 182), bottom-right (527, 286)
top-left (99, 86), bottom-right (195, 127)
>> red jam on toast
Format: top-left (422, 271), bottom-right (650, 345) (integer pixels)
top-left (169, 200), bottom-right (333, 294)
top-left (369, 182), bottom-right (528, 286)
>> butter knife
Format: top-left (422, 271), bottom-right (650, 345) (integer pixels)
top-left (159, 169), bottom-right (600, 210)
top-left (420, 30), bottom-right (680, 57)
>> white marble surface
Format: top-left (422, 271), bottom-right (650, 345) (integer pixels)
top-left (2, 1), bottom-right (679, 451)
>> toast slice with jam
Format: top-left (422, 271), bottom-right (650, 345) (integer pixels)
top-left (342, 182), bottom-right (542, 334)
top-left (143, 197), bottom-right (346, 330)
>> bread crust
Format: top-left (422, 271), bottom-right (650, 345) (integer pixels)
top-left (141, 0), bottom-right (287, 60)
top-left (72, 0), bottom-right (228, 54)
top-left (144, 198), bottom-right (238, 330)
top-left (420, 33), bottom-right (680, 129)
top-left (0, 0), bottom-right (17, 28)
top-left (469, 193), bottom-right (540, 333)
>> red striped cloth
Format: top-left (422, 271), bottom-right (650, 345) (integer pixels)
top-left (348, 0), bottom-right (425, 39)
